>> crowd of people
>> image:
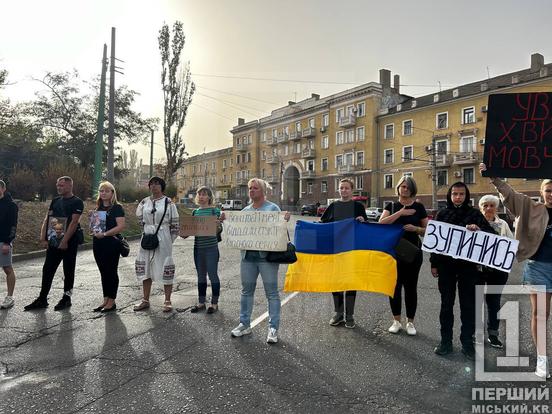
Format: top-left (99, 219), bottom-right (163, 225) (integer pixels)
top-left (0, 166), bottom-right (550, 378)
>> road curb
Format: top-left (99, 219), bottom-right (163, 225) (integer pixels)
top-left (13, 234), bottom-right (142, 263)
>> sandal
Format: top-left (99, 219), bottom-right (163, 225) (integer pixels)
top-left (133, 300), bottom-right (150, 312)
top-left (190, 304), bottom-right (206, 313)
top-left (163, 301), bottom-right (173, 313)
top-left (207, 304), bottom-right (218, 314)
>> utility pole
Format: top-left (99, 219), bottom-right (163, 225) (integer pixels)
top-left (149, 128), bottom-right (154, 178)
top-left (92, 44), bottom-right (108, 197)
top-left (107, 27), bottom-right (116, 182)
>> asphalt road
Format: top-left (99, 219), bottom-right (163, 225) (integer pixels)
top-left (0, 216), bottom-right (549, 413)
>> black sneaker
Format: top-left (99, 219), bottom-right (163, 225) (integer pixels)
top-left (54, 295), bottom-right (72, 311)
top-left (24, 298), bottom-right (49, 311)
top-left (434, 342), bottom-right (453, 356)
top-left (344, 318), bottom-right (356, 329)
top-left (487, 335), bottom-right (503, 349)
top-left (462, 345), bottom-right (476, 361)
top-left (329, 313), bottom-right (345, 326)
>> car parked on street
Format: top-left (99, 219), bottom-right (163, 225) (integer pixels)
top-left (301, 204), bottom-right (318, 216)
top-left (365, 207), bottom-right (384, 221)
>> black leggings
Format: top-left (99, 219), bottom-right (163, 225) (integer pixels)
top-left (389, 251), bottom-right (423, 319)
top-left (93, 238), bottom-right (120, 299)
top-left (39, 242), bottom-right (79, 299)
top-left (332, 291), bottom-right (357, 316)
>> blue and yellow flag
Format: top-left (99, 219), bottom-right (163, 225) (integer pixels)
top-left (284, 219), bottom-right (403, 297)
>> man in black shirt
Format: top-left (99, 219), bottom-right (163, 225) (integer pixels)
top-left (0, 180), bottom-right (18, 309)
top-left (24, 176), bottom-right (83, 311)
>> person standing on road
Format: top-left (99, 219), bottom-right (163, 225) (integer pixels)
top-left (228, 178), bottom-right (290, 344)
top-left (480, 163), bottom-right (552, 379)
top-left (134, 177), bottom-right (179, 313)
top-left (24, 176), bottom-right (84, 311)
top-left (91, 181), bottom-right (126, 313)
top-left (189, 186), bottom-right (221, 314)
top-left (379, 176), bottom-right (427, 336)
top-left (320, 178), bottom-right (368, 329)
top-left (0, 180), bottom-right (18, 309)
top-left (430, 182), bottom-right (495, 360)
top-left (475, 194), bottom-right (514, 349)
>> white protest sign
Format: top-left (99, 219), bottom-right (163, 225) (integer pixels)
top-left (422, 221), bottom-right (519, 272)
top-left (223, 211), bottom-right (288, 252)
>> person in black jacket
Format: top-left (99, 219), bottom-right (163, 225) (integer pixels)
top-left (320, 178), bottom-right (368, 329)
top-left (0, 180), bottom-right (18, 309)
top-left (430, 182), bottom-right (496, 360)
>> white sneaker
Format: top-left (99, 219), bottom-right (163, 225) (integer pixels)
top-left (535, 356), bottom-right (551, 379)
top-left (231, 323), bottom-right (252, 337)
top-left (0, 296), bottom-right (14, 309)
top-left (267, 327), bottom-right (278, 344)
top-left (405, 322), bottom-right (417, 336)
top-left (388, 320), bottom-right (402, 334)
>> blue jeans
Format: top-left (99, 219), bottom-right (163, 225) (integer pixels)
top-left (240, 259), bottom-right (280, 329)
top-left (193, 246), bottom-right (220, 304)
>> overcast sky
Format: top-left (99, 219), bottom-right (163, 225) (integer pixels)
top-left (2, 0), bottom-right (551, 164)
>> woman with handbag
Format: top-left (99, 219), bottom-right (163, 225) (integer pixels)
top-left (134, 177), bottom-right (180, 313)
top-left (379, 176), bottom-right (428, 336)
top-left (189, 186), bottom-right (222, 314)
top-left (91, 181), bottom-right (125, 313)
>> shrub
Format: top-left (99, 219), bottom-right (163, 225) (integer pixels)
top-left (42, 161), bottom-right (92, 200)
top-left (7, 165), bottom-right (40, 201)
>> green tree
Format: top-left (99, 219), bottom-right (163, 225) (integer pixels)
top-left (158, 21), bottom-right (195, 182)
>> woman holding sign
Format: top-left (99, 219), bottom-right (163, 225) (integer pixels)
top-left (190, 186), bottom-right (221, 314)
top-left (480, 163), bottom-right (552, 379)
top-left (91, 181), bottom-right (125, 313)
top-left (227, 178), bottom-right (290, 344)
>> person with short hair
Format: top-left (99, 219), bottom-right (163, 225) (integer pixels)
top-left (379, 175), bottom-right (428, 336)
top-left (91, 181), bottom-right (126, 313)
top-left (0, 180), bottom-right (18, 309)
top-left (320, 177), bottom-right (368, 329)
top-left (25, 176), bottom-right (84, 311)
top-left (430, 182), bottom-right (496, 360)
top-left (481, 163), bottom-right (552, 378)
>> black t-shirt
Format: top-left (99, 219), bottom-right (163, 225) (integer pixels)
top-left (98, 203), bottom-right (125, 232)
top-left (47, 196), bottom-right (84, 241)
top-left (531, 207), bottom-right (552, 262)
top-left (384, 201), bottom-right (428, 246)
top-left (320, 200), bottom-right (368, 223)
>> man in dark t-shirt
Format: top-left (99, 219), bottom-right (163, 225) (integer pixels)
top-left (24, 176), bottom-right (83, 311)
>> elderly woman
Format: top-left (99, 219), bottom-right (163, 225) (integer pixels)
top-left (476, 194), bottom-right (514, 349)
top-left (480, 163), bottom-right (552, 379)
top-left (134, 177), bottom-right (179, 313)
top-left (227, 178), bottom-right (290, 344)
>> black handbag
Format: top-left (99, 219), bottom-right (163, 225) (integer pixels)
top-left (395, 237), bottom-right (421, 264)
top-left (266, 231), bottom-right (297, 264)
top-left (141, 198), bottom-right (168, 250)
top-left (117, 235), bottom-right (130, 257)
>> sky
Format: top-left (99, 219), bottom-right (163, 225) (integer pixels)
top-left (1, 0), bottom-right (551, 165)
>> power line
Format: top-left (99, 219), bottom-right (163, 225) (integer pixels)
top-left (196, 84), bottom-right (279, 105)
top-left (192, 103), bottom-right (235, 121)
top-left (196, 92), bottom-right (266, 118)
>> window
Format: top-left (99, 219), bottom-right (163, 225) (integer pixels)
top-left (223, 159), bottom-right (227, 168)
top-left (335, 178), bottom-right (340, 192)
top-left (321, 158), bottom-right (328, 171)
top-left (261, 168), bottom-right (265, 178)
top-left (247, 152), bottom-right (251, 162)
top-left (230, 158), bottom-right (234, 166)
top-left (236, 155), bottom-right (240, 164)
top-left (460, 136), bottom-right (475, 153)
top-left (284, 126), bottom-right (289, 136)
top-left (344, 152), bottom-right (353, 166)
top-left (357, 102), bottom-right (365, 117)
top-left (192, 165), bottom-right (196, 173)
top-left (384, 174), bottom-right (393, 189)
top-left (356, 176), bottom-right (363, 190)
top-left (384, 149), bottom-right (394, 164)
top-left (295, 142), bottom-right (301, 154)
top-left (403, 120), bottom-right (413, 136)
top-left (322, 135), bottom-right (329, 149)
top-left (236, 187), bottom-right (241, 197)
top-left (307, 182), bottom-right (313, 194)
top-left (336, 107), bottom-right (344, 122)
top-left (212, 161), bottom-right (215, 169)
top-left (402, 146), bottom-right (413, 162)
top-left (309, 118), bottom-right (315, 128)
top-left (295, 121), bottom-right (301, 132)
top-left (236, 172), bottom-right (240, 180)
top-left (336, 131), bottom-right (344, 145)
top-left (284, 145), bottom-right (289, 156)
top-left (356, 151), bottom-right (364, 166)
top-left (345, 129), bottom-right (354, 143)
top-left (462, 107), bottom-right (475, 124)
top-left (436, 112), bottom-right (448, 129)
top-left (356, 126), bottom-right (365, 141)
top-left (321, 181), bottom-right (328, 193)
top-left (261, 132), bottom-right (266, 142)
top-left (336, 155), bottom-right (343, 168)
top-left (436, 140), bottom-right (448, 156)
top-left (437, 170), bottom-right (448, 187)
top-left (384, 123), bottom-right (394, 139)
top-left (307, 160), bottom-right (315, 171)
top-left (463, 167), bottom-right (475, 184)
top-left (261, 150), bottom-right (266, 160)
top-left (272, 128), bottom-right (277, 138)
top-left (323, 113), bottom-right (329, 127)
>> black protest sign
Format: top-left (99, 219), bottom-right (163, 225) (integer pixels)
top-left (482, 93), bottom-right (552, 178)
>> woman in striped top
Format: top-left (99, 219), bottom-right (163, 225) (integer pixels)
top-left (190, 187), bottom-right (222, 314)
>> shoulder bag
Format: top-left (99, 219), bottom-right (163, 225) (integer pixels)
top-left (141, 198), bottom-right (168, 250)
top-left (266, 230), bottom-right (297, 264)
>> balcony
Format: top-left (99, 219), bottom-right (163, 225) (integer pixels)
top-left (236, 177), bottom-right (248, 186)
top-left (266, 155), bottom-right (279, 164)
top-left (302, 127), bottom-right (316, 138)
top-left (301, 170), bottom-right (316, 179)
top-left (338, 164), bottom-right (358, 174)
top-left (453, 152), bottom-right (480, 165)
top-left (339, 114), bottom-right (356, 128)
top-left (265, 175), bottom-right (279, 184)
top-left (302, 148), bottom-right (316, 158)
top-left (435, 154), bottom-right (453, 167)
top-left (236, 143), bottom-right (249, 152)
top-left (267, 137), bottom-right (278, 146)
top-left (277, 133), bottom-right (289, 143)
top-left (289, 131), bottom-right (301, 141)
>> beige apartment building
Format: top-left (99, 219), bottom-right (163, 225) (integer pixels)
top-left (178, 52), bottom-right (552, 210)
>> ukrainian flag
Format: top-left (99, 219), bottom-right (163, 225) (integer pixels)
top-left (284, 219), bottom-right (403, 297)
